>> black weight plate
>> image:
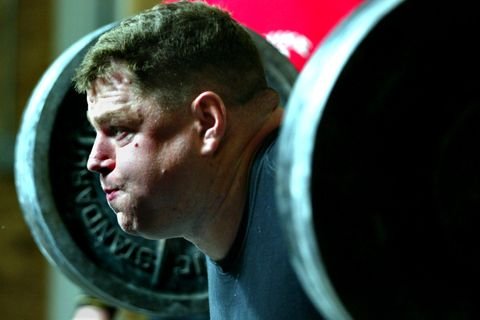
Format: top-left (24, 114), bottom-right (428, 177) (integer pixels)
top-left (278, 0), bottom-right (480, 319)
top-left (15, 22), bottom-right (297, 317)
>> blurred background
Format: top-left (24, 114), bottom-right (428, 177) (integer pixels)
top-left (0, 0), bottom-right (360, 319)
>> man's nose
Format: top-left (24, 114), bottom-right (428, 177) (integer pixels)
top-left (87, 137), bottom-right (115, 173)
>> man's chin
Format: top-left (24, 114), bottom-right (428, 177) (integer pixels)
top-left (116, 212), bottom-right (139, 236)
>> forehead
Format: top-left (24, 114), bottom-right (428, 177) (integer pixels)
top-left (87, 73), bottom-right (135, 105)
top-left (86, 76), bottom-right (146, 125)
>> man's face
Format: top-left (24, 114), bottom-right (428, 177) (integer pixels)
top-left (86, 75), bottom-right (199, 239)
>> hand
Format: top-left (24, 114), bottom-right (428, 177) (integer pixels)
top-left (72, 305), bottom-right (113, 320)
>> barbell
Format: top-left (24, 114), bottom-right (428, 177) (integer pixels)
top-left (278, 0), bottom-right (480, 319)
top-left (15, 0), bottom-right (480, 318)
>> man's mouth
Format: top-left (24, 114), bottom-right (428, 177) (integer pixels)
top-left (103, 188), bottom-right (120, 202)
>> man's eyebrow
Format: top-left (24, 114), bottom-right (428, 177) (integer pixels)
top-left (86, 107), bottom-right (144, 127)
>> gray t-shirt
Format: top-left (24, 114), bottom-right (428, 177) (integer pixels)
top-left (207, 133), bottom-right (323, 319)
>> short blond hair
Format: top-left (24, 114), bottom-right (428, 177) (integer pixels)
top-left (73, 1), bottom-right (267, 108)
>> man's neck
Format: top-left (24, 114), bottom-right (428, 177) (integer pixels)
top-left (186, 106), bottom-right (283, 261)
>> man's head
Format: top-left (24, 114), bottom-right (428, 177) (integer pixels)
top-left (74, 1), bottom-right (281, 252)
top-left (73, 0), bottom-right (268, 108)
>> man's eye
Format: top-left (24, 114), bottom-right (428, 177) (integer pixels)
top-left (108, 126), bottom-right (130, 140)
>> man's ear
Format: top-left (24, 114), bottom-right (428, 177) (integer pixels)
top-left (191, 91), bottom-right (227, 156)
